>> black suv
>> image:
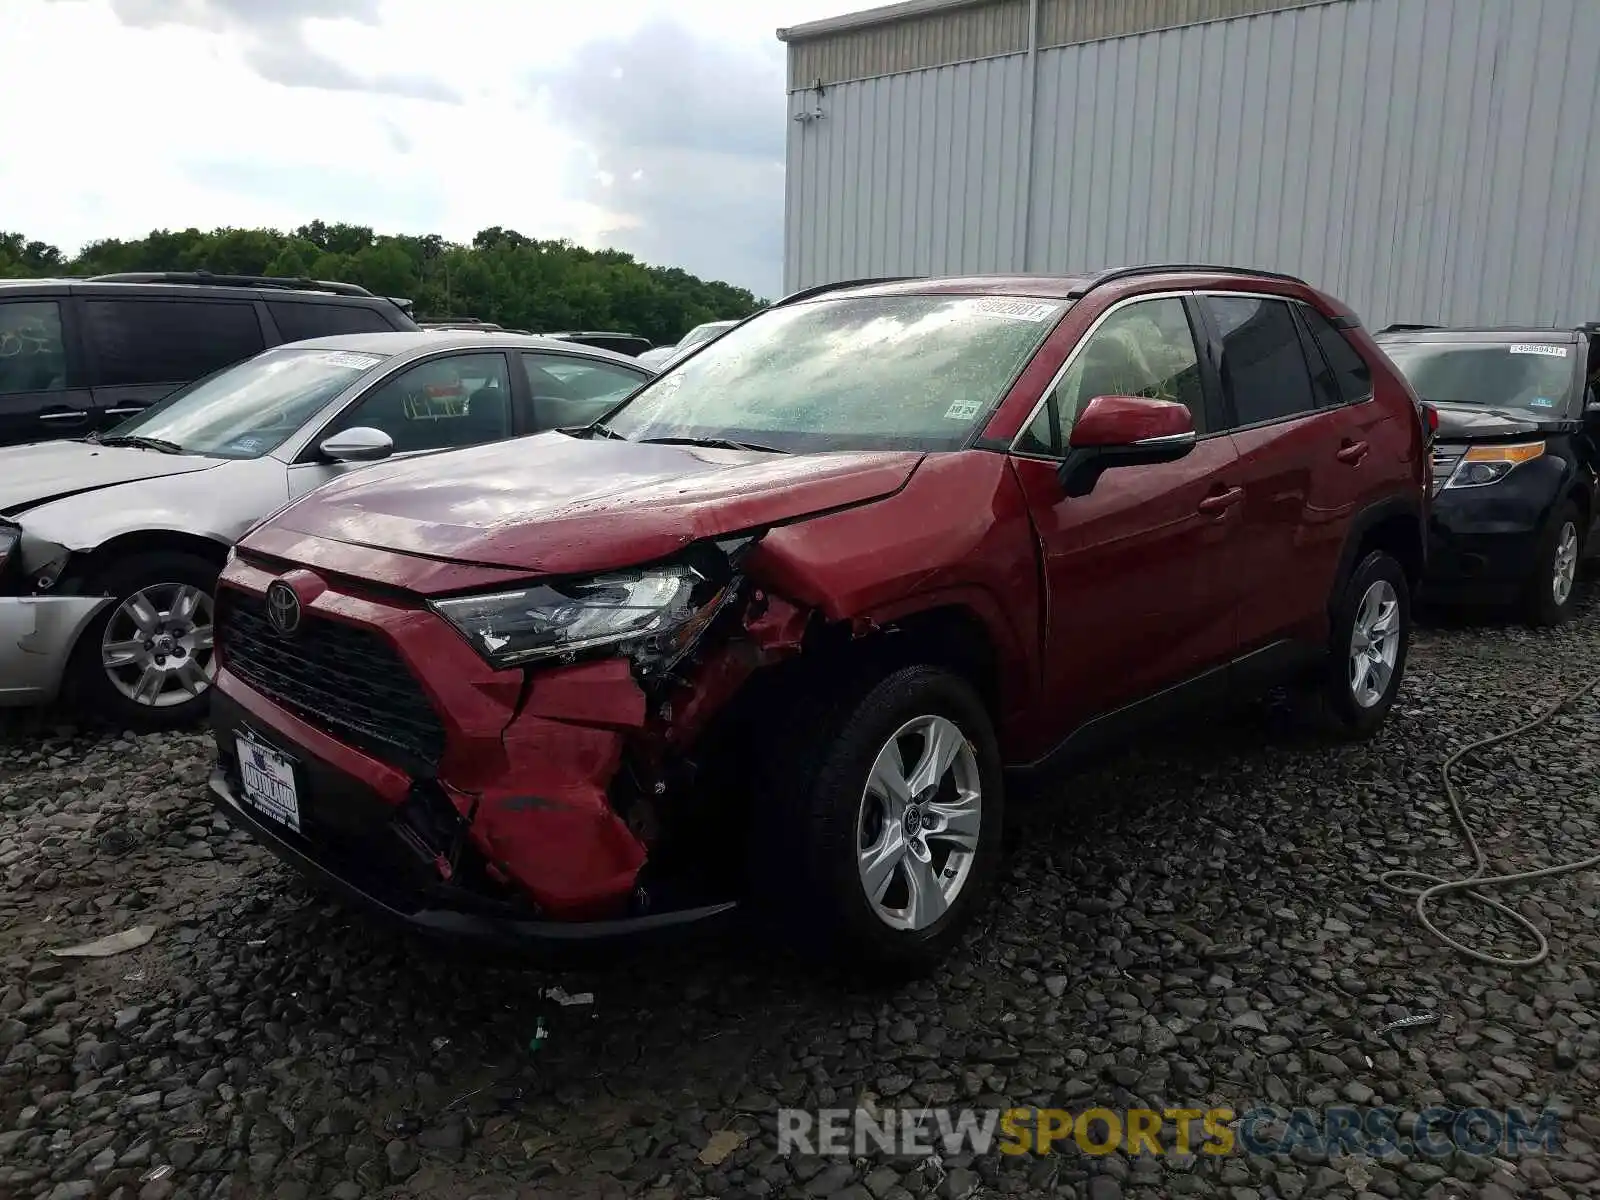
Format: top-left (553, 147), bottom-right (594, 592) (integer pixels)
top-left (1375, 324), bottom-right (1600, 624)
top-left (0, 272), bottom-right (418, 446)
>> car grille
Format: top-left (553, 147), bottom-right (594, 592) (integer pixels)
top-left (218, 590), bottom-right (446, 770)
top-left (1430, 443), bottom-right (1466, 495)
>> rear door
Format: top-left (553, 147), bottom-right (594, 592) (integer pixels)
top-left (1007, 292), bottom-right (1245, 737)
top-left (518, 351), bottom-right (652, 430)
top-left (81, 295), bottom-right (266, 430)
top-left (0, 296), bottom-right (94, 445)
top-left (1194, 292), bottom-right (1377, 654)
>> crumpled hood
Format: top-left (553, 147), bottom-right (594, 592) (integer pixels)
top-left (1431, 403), bottom-right (1575, 441)
top-left (0, 440), bottom-right (220, 515)
top-left (258, 431), bottom-right (925, 576)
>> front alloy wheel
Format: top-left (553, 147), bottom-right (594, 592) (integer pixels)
top-left (68, 550), bottom-right (222, 731)
top-left (101, 582), bottom-right (216, 707)
top-left (857, 714), bottom-right (983, 931)
top-left (1552, 520), bottom-right (1579, 608)
top-left (754, 664), bottom-right (1004, 974)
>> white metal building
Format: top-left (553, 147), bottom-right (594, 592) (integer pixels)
top-left (778, 0), bottom-right (1600, 329)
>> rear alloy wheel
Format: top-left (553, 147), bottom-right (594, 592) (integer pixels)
top-left (69, 552), bottom-right (221, 731)
top-left (1525, 502), bottom-right (1581, 626)
top-left (1320, 549), bottom-right (1411, 738)
top-left (755, 665), bottom-right (1004, 974)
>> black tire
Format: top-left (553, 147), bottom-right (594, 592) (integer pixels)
top-left (67, 551), bottom-right (222, 732)
top-left (751, 664), bottom-right (1005, 977)
top-left (1523, 501), bottom-right (1582, 627)
top-left (1319, 549), bottom-right (1411, 739)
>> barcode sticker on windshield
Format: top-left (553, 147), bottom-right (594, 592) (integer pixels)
top-left (322, 351), bottom-right (385, 369)
top-left (1509, 343), bottom-right (1568, 357)
top-left (971, 298), bottom-right (1060, 323)
top-left (944, 400), bottom-right (984, 420)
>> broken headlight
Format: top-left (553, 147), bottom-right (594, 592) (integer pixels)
top-left (431, 565), bottom-right (712, 669)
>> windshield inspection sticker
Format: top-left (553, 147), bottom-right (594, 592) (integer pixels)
top-left (944, 400), bottom-right (984, 420)
top-left (321, 351), bottom-right (385, 370)
top-left (1509, 343), bottom-right (1569, 357)
top-left (970, 298), bottom-right (1060, 323)
top-left (1531, 396), bottom-right (1557, 408)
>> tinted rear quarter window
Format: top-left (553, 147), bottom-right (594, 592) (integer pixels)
top-left (269, 301), bottom-right (396, 341)
top-left (1202, 295), bottom-right (1318, 427)
top-left (0, 300), bottom-right (68, 395)
top-left (84, 298), bottom-right (264, 387)
top-left (1300, 305), bottom-right (1373, 406)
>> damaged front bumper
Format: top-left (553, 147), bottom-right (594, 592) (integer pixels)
top-left (0, 595), bottom-right (111, 705)
top-left (209, 685), bottom-right (739, 950)
top-left (205, 550), bottom-right (790, 952)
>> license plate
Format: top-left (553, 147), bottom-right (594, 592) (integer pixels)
top-left (236, 734), bottom-right (300, 833)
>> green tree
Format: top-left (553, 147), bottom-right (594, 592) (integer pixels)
top-left (1, 223), bottom-right (764, 342)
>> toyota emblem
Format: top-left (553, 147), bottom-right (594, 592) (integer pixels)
top-left (265, 580), bottom-right (302, 636)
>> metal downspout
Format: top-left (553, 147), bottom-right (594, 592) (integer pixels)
top-left (1018, 0), bottom-right (1041, 272)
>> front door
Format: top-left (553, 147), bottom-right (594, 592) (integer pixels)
top-left (1007, 294), bottom-right (1246, 743)
top-left (0, 298), bottom-right (94, 445)
top-left (286, 350), bottom-right (516, 499)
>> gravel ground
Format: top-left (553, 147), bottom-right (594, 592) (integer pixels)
top-left (3, 586), bottom-right (1600, 1200)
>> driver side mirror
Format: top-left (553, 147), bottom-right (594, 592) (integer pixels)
top-left (318, 426), bottom-right (395, 463)
top-left (1057, 395), bottom-right (1196, 497)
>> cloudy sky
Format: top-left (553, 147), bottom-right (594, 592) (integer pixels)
top-left (0, 0), bottom-right (855, 297)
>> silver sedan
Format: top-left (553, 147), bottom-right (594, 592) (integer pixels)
top-left (0, 330), bottom-right (652, 729)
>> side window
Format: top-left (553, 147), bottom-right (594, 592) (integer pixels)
top-left (1017, 296), bottom-right (1205, 456)
top-left (522, 353), bottom-right (648, 429)
top-left (0, 301), bottom-right (67, 396)
top-left (1300, 304), bottom-right (1373, 407)
top-left (330, 352), bottom-right (511, 453)
top-left (83, 299), bottom-right (264, 387)
top-left (269, 301), bottom-right (396, 341)
top-left (1201, 296), bottom-right (1319, 427)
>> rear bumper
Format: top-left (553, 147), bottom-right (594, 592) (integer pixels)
top-left (0, 595), bottom-right (111, 706)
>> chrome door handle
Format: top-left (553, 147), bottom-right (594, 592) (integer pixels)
top-left (104, 406), bottom-right (146, 417)
top-left (38, 411), bottom-right (88, 423)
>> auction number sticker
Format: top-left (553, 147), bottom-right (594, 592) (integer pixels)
top-left (970, 298), bottom-right (1061, 323)
top-left (322, 351), bottom-right (385, 370)
top-left (1508, 344), bottom-right (1568, 357)
top-left (944, 400), bottom-right (984, 420)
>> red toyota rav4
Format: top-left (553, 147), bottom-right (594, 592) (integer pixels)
top-left (208, 266), bottom-right (1429, 972)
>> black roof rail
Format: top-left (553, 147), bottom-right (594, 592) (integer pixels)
top-left (1068, 262), bottom-right (1308, 298)
top-left (1376, 323), bottom-right (1441, 334)
top-left (771, 276), bottom-right (923, 307)
top-left (86, 271), bottom-right (376, 298)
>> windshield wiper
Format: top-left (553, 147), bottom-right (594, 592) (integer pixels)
top-left (584, 423), bottom-right (628, 440)
top-left (96, 435), bottom-right (185, 454)
top-left (639, 435), bottom-right (789, 455)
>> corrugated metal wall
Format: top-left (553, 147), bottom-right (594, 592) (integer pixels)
top-left (785, 0), bottom-right (1324, 89)
top-left (783, 0), bottom-right (1600, 328)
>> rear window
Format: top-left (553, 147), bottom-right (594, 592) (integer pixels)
top-left (84, 298), bottom-right (264, 387)
top-left (1301, 305), bottom-right (1373, 406)
top-left (1380, 340), bottom-right (1578, 414)
top-left (269, 301), bottom-right (396, 341)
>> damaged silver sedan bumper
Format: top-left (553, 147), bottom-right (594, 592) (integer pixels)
top-left (0, 596), bottom-right (111, 706)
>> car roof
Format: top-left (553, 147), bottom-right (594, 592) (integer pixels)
top-left (278, 329), bottom-right (654, 366)
top-left (803, 264), bottom-right (1319, 304)
top-left (1374, 327), bottom-right (1586, 342)
top-left (0, 277), bottom-right (395, 305)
